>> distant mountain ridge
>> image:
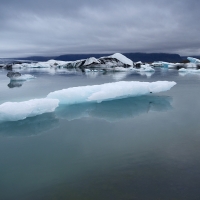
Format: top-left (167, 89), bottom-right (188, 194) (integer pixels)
top-left (4, 52), bottom-right (184, 63)
top-left (55, 53), bottom-right (182, 63)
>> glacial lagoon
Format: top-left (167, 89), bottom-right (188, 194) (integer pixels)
top-left (0, 68), bottom-right (200, 200)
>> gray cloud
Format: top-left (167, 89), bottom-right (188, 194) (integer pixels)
top-left (0, 0), bottom-right (200, 58)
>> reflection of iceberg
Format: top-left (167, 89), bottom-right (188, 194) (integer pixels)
top-left (0, 95), bottom-right (173, 136)
top-left (0, 113), bottom-right (59, 137)
top-left (55, 95), bottom-right (173, 122)
top-left (8, 80), bottom-right (25, 88)
top-left (137, 71), bottom-right (155, 78)
top-left (112, 72), bottom-right (130, 81)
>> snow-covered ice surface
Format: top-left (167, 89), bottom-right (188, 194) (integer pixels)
top-left (47, 81), bottom-right (176, 104)
top-left (10, 74), bottom-right (36, 81)
top-left (0, 99), bottom-right (59, 122)
top-left (109, 53), bottom-right (133, 66)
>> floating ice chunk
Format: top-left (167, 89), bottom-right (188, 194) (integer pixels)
top-left (134, 64), bottom-right (155, 72)
top-left (152, 62), bottom-right (163, 67)
top-left (187, 57), bottom-right (200, 64)
top-left (0, 99), bottom-right (59, 122)
top-left (47, 81), bottom-right (176, 104)
top-left (12, 64), bottom-right (24, 69)
top-left (179, 68), bottom-right (200, 73)
top-left (186, 63), bottom-right (197, 68)
top-left (10, 74), bottom-right (36, 81)
top-left (109, 53), bottom-right (133, 66)
top-left (47, 59), bottom-right (68, 67)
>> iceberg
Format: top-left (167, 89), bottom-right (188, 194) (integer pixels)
top-left (12, 64), bottom-right (24, 69)
top-left (47, 81), bottom-right (176, 104)
top-left (0, 99), bottom-right (59, 122)
top-left (8, 53), bottom-right (134, 70)
top-left (152, 62), bottom-right (163, 67)
top-left (109, 53), bottom-right (133, 66)
top-left (179, 68), bottom-right (200, 73)
top-left (187, 57), bottom-right (200, 64)
top-left (134, 64), bottom-right (155, 72)
top-left (186, 63), bottom-right (197, 68)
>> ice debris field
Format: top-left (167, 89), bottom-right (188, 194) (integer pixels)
top-left (0, 81), bottom-right (176, 122)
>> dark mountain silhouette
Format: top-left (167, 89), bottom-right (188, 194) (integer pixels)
top-left (55, 53), bottom-right (182, 63)
top-left (11, 52), bottom-right (182, 63)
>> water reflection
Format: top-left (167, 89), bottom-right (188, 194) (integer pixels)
top-left (14, 67), bottom-right (80, 75)
top-left (112, 72), bottom-right (130, 81)
top-left (7, 80), bottom-right (25, 88)
top-left (0, 113), bottom-right (59, 137)
top-left (56, 95), bottom-right (173, 122)
top-left (137, 71), bottom-right (155, 78)
top-left (0, 95), bottom-right (173, 137)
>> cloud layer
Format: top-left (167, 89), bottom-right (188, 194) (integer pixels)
top-left (1, 0), bottom-right (200, 57)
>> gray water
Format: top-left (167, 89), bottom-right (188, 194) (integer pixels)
top-left (0, 68), bottom-right (200, 200)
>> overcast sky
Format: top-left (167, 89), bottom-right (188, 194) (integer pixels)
top-left (1, 0), bottom-right (200, 58)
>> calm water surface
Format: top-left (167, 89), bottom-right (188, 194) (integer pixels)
top-left (0, 68), bottom-right (200, 200)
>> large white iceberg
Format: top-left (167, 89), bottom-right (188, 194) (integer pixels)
top-left (47, 81), bottom-right (176, 104)
top-left (0, 99), bottom-right (59, 122)
top-left (109, 53), bottom-right (133, 66)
